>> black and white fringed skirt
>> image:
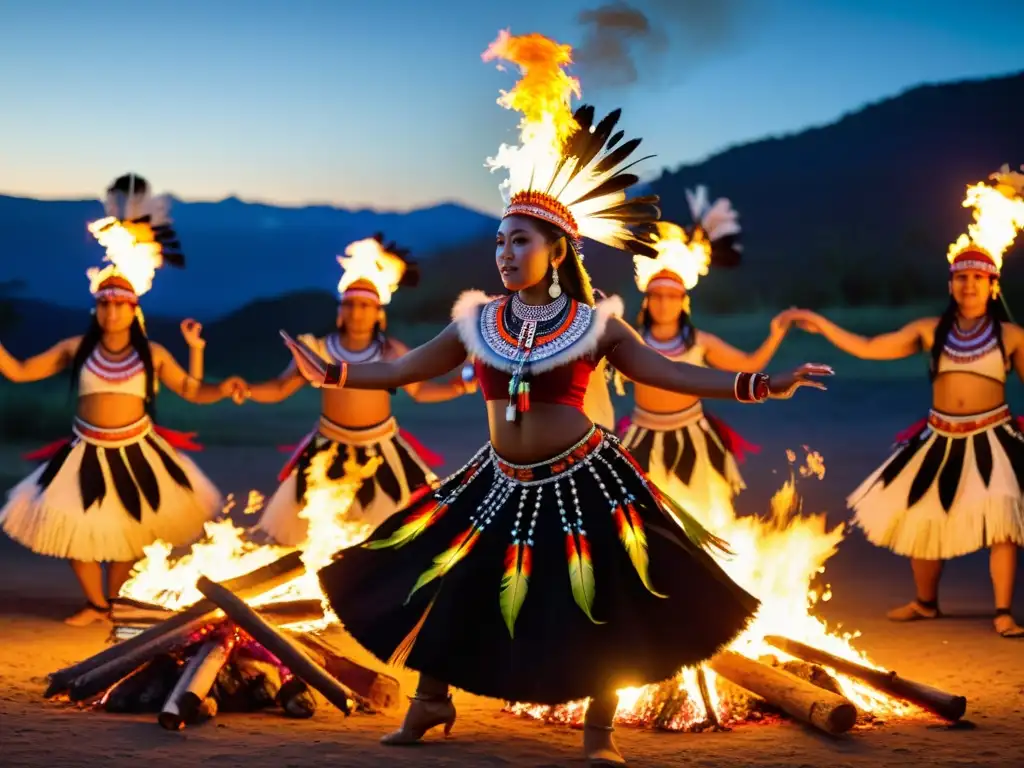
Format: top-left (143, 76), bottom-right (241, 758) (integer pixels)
top-left (256, 415), bottom-right (438, 547)
top-left (317, 427), bottom-right (758, 705)
top-left (620, 403), bottom-right (746, 513)
top-left (0, 416), bottom-right (222, 562)
top-left (850, 405), bottom-right (1024, 559)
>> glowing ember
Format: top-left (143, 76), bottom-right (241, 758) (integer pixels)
top-left (86, 218), bottom-right (166, 297)
top-left (119, 444), bottom-right (381, 629)
top-left (506, 448), bottom-right (915, 729)
top-left (946, 175), bottom-right (1024, 271)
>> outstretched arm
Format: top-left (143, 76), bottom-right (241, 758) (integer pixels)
top-left (151, 343), bottom-right (243, 404)
top-left (1006, 324), bottom-right (1024, 384)
top-left (246, 363), bottom-right (307, 404)
top-left (387, 338), bottom-right (474, 402)
top-left (702, 311), bottom-right (792, 371)
top-left (284, 323), bottom-right (467, 390)
top-left (790, 310), bottom-right (932, 360)
top-left (0, 336), bottom-right (81, 383)
top-left (604, 317), bottom-right (829, 400)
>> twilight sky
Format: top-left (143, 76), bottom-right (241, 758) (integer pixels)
top-left (1, 0), bottom-right (1021, 214)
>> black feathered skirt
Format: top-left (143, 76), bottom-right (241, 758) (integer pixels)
top-left (318, 426), bottom-right (759, 705)
top-left (620, 403), bottom-right (755, 512)
top-left (850, 405), bottom-right (1024, 559)
top-left (256, 416), bottom-right (439, 547)
top-left (0, 416), bottom-right (222, 562)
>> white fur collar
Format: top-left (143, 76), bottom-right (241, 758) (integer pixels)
top-left (452, 290), bottom-right (622, 374)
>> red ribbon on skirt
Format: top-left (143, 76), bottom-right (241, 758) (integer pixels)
top-left (22, 425), bottom-right (203, 462)
top-left (893, 414), bottom-right (1024, 444)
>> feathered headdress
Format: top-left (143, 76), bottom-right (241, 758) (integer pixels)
top-left (633, 186), bottom-right (742, 292)
top-left (336, 232), bottom-right (418, 306)
top-left (947, 164), bottom-right (1024, 277)
top-left (482, 30), bottom-right (660, 260)
top-left (86, 173), bottom-right (184, 302)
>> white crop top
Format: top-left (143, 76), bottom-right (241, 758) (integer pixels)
top-left (79, 347), bottom-right (147, 398)
top-left (644, 332), bottom-right (706, 366)
top-left (935, 317), bottom-right (1007, 384)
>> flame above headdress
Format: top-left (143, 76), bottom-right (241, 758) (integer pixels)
top-left (633, 186), bottom-right (742, 292)
top-left (947, 164), bottom-right (1024, 277)
top-left (86, 173), bottom-right (184, 301)
top-left (483, 30), bottom-right (660, 259)
top-left (336, 233), bottom-right (418, 306)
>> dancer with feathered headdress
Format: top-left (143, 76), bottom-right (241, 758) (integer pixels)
top-left (0, 173), bottom-right (245, 627)
top-left (278, 31), bottom-right (830, 764)
top-left (789, 165), bottom-right (1024, 638)
top-left (618, 188), bottom-right (795, 516)
top-left (234, 233), bottom-right (474, 546)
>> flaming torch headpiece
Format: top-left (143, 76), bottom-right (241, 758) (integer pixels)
top-left (947, 164), bottom-right (1024, 278)
top-left (633, 186), bottom-right (743, 293)
top-left (86, 173), bottom-right (184, 303)
top-left (336, 233), bottom-right (418, 306)
top-left (483, 30), bottom-right (660, 261)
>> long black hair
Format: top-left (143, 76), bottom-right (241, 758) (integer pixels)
top-left (70, 311), bottom-right (157, 415)
top-left (929, 293), bottom-right (1009, 380)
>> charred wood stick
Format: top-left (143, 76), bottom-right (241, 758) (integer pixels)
top-left (709, 651), bottom-right (857, 735)
top-left (46, 552), bottom-right (304, 697)
top-left (763, 635), bottom-right (967, 722)
top-left (112, 599), bottom-right (325, 627)
top-left (291, 631), bottom-right (401, 711)
top-left (196, 576), bottom-right (352, 715)
top-left (159, 635), bottom-right (236, 730)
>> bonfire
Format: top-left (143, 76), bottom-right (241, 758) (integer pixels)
top-left (43, 447), bottom-right (401, 729)
top-left (504, 448), bottom-right (966, 734)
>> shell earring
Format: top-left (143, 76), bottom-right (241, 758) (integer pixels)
top-left (548, 265), bottom-right (562, 299)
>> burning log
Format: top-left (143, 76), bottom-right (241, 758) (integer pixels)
top-left (159, 635), bottom-right (236, 730)
top-left (196, 576), bottom-right (353, 716)
top-left (111, 598), bottom-right (325, 627)
top-left (708, 651), bottom-right (857, 735)
top-left (46, 552), bottom-right (305, 698)
top-left (104, 655), bottom-right (181, 713)
top-left (763, 635), bottom-right (967, 722)
top-left (291, 631), bottom-right (401, 711)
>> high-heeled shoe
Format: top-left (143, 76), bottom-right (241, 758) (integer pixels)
top-left (583, 723), bottom-right (627, 766)
top-left (380, 693), bottom-right (456, 745)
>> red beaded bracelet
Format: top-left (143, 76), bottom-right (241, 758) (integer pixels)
top-left (734, 372), bottom-right (770, 403)
top-left (324, 362), bottom-right (348, 388)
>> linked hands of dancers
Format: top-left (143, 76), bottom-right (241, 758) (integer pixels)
top-left (776, 308), bottom-right (824, 334)
top-left (221, 377), bottom-right (250, 405)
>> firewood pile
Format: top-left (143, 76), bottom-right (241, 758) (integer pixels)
top-left (43, 553), bottom-right (401, 730)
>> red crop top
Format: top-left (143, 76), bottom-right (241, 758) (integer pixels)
top-left (474, 359), bottom-right (596, 410)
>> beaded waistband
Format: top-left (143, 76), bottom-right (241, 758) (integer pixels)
top-left (492, 427), bottom-right (605, 484)
top-left (630, 402), bottom-right (703, 431)
top-left (73, 416), bottom-right (152, 447)
top-left (927, 405), bottom-right (1010, 436)
top-left (317, 415), bottom-right (397, 445)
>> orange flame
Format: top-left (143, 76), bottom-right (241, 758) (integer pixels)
top-left (86, 217), bottom-right (165, 297)
top-left (947, 178), bottom-right (1024, 271)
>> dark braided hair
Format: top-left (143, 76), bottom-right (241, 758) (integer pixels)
top-left (929, 292), bottom-right (1009, 380)
top-left (70, 311), bottom-right (157, 415)
top-left (528, 218), bottom-right (596, 307)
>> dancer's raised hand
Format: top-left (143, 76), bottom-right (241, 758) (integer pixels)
top-left (767, 363), bottom-right (833, 399)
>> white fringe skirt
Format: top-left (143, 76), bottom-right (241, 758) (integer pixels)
top-left (620, 403), bottom-right (749, 514)
top-left (0, 416), bottom-right (222, 563)
top-left (850, 405), bottom-right (1024, 559)
top-left (256, 415), bottom-right (438, 547)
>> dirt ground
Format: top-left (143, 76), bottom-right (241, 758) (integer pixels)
top-left (2, 384), bottom-right (1023, 767)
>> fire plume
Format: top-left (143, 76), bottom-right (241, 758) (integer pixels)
top-left (634, 222), bottom-right (710, 292)
top-left (947, 176), bottom-right (1024, 271)
top-left (86, 218), bottom-right (165, 298)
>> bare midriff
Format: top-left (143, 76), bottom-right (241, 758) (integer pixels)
top-left (633, 382), bottom-right (699, 414)
top-left (485, 401), bottom-right (595, 464)
top-left (320, 387), bottom-right (394, 429)
top-left (77, 393), bottom-right (148, 429)
top-left (932, 372), bottom-right (1006, 415)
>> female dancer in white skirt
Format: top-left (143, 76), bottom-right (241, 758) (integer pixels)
top-left (235, 234), bottom-right (474, 546)
top-left (789, 167), bottom-right (1024, 638)
top-left (0, 174), bottom-right (244, 626)
top-left (619, 192), bottom-right (793, 515)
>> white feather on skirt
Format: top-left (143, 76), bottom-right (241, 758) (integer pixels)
top-left (1, 426), bottom-right (222, 563)
top-left (851, 408), bottom-right (1024, 559)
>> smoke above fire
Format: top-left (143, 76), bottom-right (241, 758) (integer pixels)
top-left (574, 0), bottom-right (747, 87)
